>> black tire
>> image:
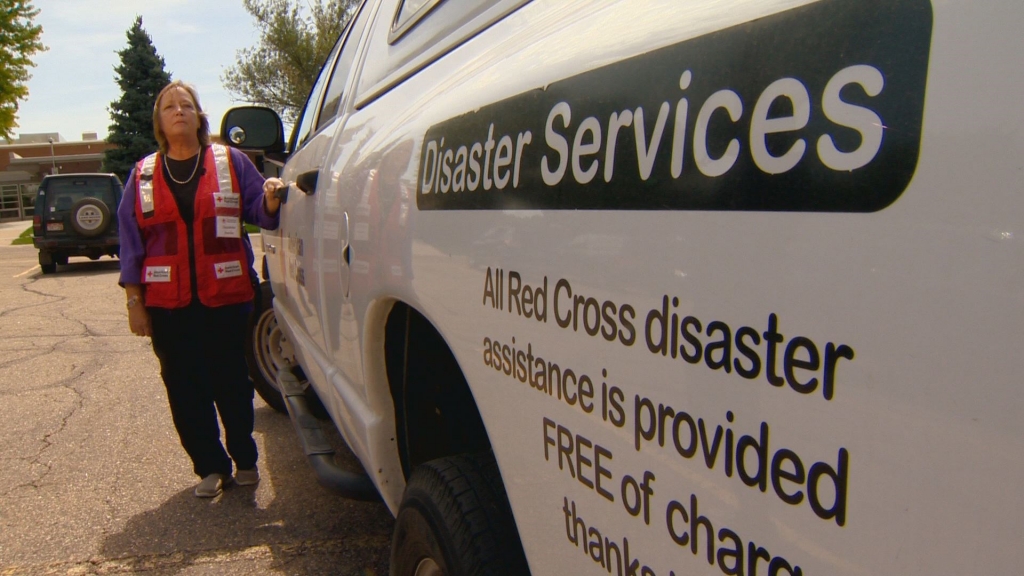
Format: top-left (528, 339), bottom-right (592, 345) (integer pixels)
top-left (69, 197), bottom-right (111, 237)
top-left (38, 250), bottom-right (55, 274)
top-left (390, 453), bottom-right (529, 576)
top-left (244, 281), bottom-right (288, 413)
top-left (55, 254), bottom-right (69, 266)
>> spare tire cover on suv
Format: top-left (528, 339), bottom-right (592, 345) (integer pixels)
top-left (69, 197), bottom-right (112, 237)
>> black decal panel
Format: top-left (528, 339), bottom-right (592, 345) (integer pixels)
top-left (418, 0), bottom-right (932, 212)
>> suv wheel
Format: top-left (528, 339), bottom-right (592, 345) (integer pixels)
top-left (70, 197), bottom-right (112, 237)
top-left (38, 251), bottom-right (56, 274)
top-left (390, 453), bottom-right (529, 576)
top-left (244, 281), bottom-right (289, 413)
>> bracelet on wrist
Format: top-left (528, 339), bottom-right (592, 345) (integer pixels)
top-left (126, 295), bottom-right (143, 309)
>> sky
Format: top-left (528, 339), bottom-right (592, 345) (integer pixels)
top-left (15, 0), bottom-right (264, 142)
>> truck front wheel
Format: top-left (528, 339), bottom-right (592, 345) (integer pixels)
top-left (390, 452), bottom-right (529, 576)
top-left (244, 281), bottom-right (289, 413)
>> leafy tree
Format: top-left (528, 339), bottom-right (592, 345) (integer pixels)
top-left (103, 16), bottom-right (171, 181)
top-left (223, 0), bottom-right (355, 123)
top-left (0, 1), bottom-right (45, 141)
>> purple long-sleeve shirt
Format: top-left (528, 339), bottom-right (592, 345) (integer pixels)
top-left (117, 146), bottom-right (280, 286)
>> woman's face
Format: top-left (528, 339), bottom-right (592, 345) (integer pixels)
top-left (158, 87), bottom-right (199, 145)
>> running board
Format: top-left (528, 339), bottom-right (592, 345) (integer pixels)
top-left (277, 369), bottom-right (381, 502)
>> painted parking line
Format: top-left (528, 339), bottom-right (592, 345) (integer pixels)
top-left (14, 265), bottom-right (38, 278)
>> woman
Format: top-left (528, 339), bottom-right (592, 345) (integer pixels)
top-left (117, 80), bottom-right (285, 498)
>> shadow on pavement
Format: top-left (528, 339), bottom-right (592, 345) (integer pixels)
top-left (98, 405), bottom-right (395, 575)
top-left (38, 258), bottom-right (121, 277)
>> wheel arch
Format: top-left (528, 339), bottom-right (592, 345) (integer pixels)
top-left (377, 300), bottom-right (492, 481)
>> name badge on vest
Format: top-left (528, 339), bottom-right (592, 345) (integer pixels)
top-left (213, 192), bottom-right (240, 210)
top-left (215, 260), bottom-right (244, 279)
top-left (217, 216), bottom-right (241, 238)
top-left (144, 266), bottom-right (172, 283)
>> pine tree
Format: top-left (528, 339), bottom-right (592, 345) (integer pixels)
top-left (103, 16), bottom-right (171, 181)
top-left (0, 1), bottom-right (46, 140)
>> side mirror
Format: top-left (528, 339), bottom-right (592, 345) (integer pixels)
top-left (220, 106), bottom-right (286, 153)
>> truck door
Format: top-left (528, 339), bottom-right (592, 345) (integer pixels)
top-left (274, 37), bottom-right (345, 358)
top-left (276, 2), bottom-right (375, 389)
top-left (309, 2), bottom-right (376, 382)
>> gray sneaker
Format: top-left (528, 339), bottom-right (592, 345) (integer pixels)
top-left (235, 468), bottom-right (260, 486)
top-left (195, 473), bottom-right (227, 498)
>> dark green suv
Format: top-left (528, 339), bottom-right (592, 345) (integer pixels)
top-left (32, 173), bottom-right (122, 274)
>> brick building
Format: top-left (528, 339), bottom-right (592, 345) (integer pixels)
top-left (0, 133), bottom-right (115, 221)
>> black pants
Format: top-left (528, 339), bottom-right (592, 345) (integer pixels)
top-left (150, 302), bottom-right (257, 478)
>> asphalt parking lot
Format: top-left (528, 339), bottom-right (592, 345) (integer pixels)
top-left (0, 223), bottom-right (394, 575)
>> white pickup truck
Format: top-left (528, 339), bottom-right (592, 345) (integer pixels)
top-left (224, 0), bottom-right (1024, 574)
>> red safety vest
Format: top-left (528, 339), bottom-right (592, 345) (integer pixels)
top-left (134, 144), bottom-right (254, 308)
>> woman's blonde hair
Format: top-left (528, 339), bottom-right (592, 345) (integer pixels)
top-left (152, 80), bottom-right (211, 153)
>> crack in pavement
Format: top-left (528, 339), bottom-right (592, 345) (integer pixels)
top-left (0, 315), bottom-right (137, 392)
top-left (0, 348), bottom-right (51, 373)
top-left (1, 367), bottom-right (86, 497)
top-left (51, 290), bottom-right (116, 340)
top-left (0, 534), bottom-right (392, 575)
top-left (0, 280), bottom-right (64, 319)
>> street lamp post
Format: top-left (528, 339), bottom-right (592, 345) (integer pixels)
top-left (47, 137), bottom-right (57, 174)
